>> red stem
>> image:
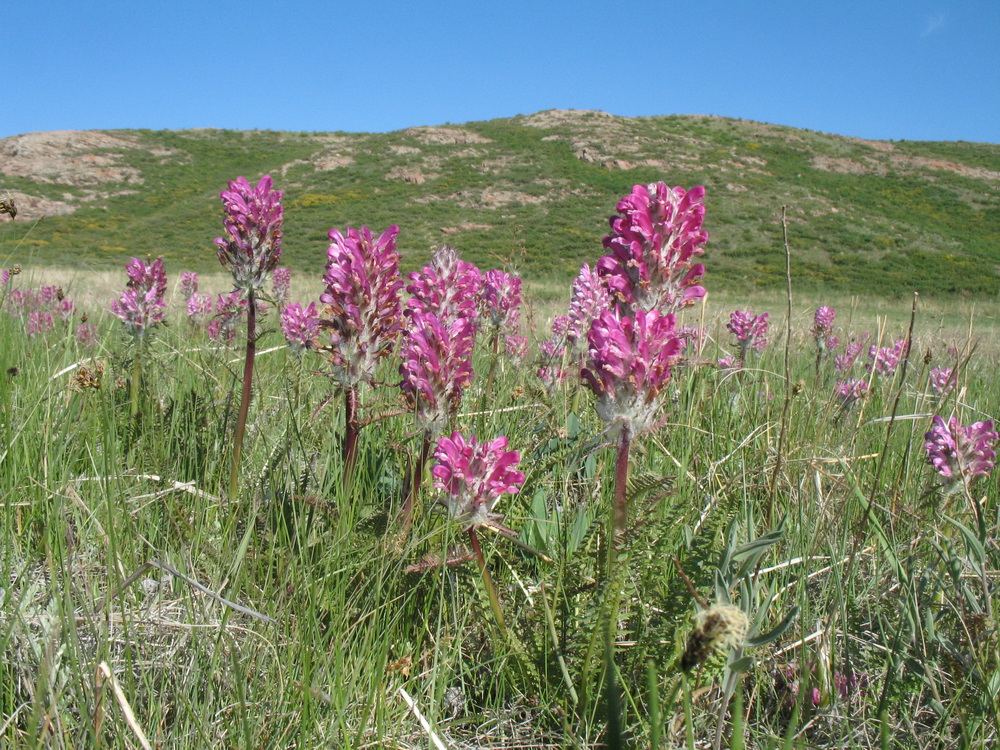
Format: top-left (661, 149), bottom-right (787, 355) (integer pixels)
top-left (228, 288), bottom-right (256, 501)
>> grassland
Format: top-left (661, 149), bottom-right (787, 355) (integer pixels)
top-left (2, 255), bottom-right (999, 747)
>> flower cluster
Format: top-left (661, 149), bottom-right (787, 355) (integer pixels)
top-left (565, 263), bottom-right (611, 352)
top-left (186, 292), bottom-right (214, 324)
top-left (179, 271), bottom-right (199, 301)
top-left (868, 339), bottom-right (908, 376)
top-left (929, 367), bottom-right (955, 396)
top-left (835, 335), bottom-right (869, 374)
top-left (727, 309), bottom-right (770, 360)
top-left (280, 302), bottom-right (320, 355)
top-left (581, 308), bottom-right (683, 436)
top-left (3, 282), bottom-right (76, 339)
top-left (813, 306), bottom-right (836, 337)
top-left (407, 245), bottom-right (482, 323)
top-left (321, 225), bottom-right (404, 387)
top-left (431, 432), bottom-right (524, 529)
top-left (207, 291), bottom-right (248, 344)
top-left (214, 175), bottom-right (284, 291)
top-left (597, 182), bottom-right (707, 315)
top-left (400, 313), bottom-right (476, 434)
top-left (111, 257), bottom-right (168, 339)
top-left (924, 415), bottom-right (998, 490)
top-left (835, 378), bottom-right (869, 408)
top-left (272, 267), bottom-right (292, 306)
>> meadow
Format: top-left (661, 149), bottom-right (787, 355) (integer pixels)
top-left (1, 178), bottom-right (999, 750)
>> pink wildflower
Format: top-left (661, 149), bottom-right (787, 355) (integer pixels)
top-left (280, 302), bottom-right (320, 355)
top-left (868, 339), bottom-right (909, 376)
top-left (186, 292), bottom-right (214, 324)
top-left (207, 291), bottom-right (247, 344)
top-left (813, 306), bottom-right (836, 337)
top-left (431, 432), bottom-right (524, 530)
top-left (727, 310), bottom-right (770, 359)
top-left (179, 271), bottom-right (199, 300)
top-left (835, 378), bottom-right (869, 407)
top-left (407, 245), bottom-right (482, 323)
top-left (566, 263), bottom-right (611, 352)
top-left (929, 367), bottom-right (955, 396)
top-left (400, 312), bottom-right (476, 434)
top-left (581, 308), bottom-right (683, 436)
top-left (924, 416), bottom-right (998, 490)
top-left (481, 269), bottom-right (523, 332)
top-left (835, 336), bottom-right (869, 374)
top-left (26, 310), bottom-right (55, 338)
top-left (75, 322), bottom-right (98, 347)
top-left (321, 225), bottom-right (404, 387)
top-left (213, 175), bottom-right (283, 291)
top-left (111, 257), bottom-right (167, 339)
top-left (272, 267), bottom-right (291, 305)
top-left (597, 183), bottom-right (707, 314)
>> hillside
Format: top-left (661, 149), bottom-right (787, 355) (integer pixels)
top-left (1, 110), bottom-right (999, 296)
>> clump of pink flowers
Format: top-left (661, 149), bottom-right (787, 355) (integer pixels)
top-left (321, 225), bottom-right (404, 387)
top-left (214, 175), bottom-right (284, 292)
top-left (727, 309), bottom-right (770, 361)
top-left (400, 312), bottom-right (476, 434)
top-left (481, 269), bottom-right (524, 356)
top-left (924, 416), bottom-right (998, 492)
top-left (179, 271), bottom-right (199, 301)
top-left (929, 367), bottom-right (955, 396)
top-left (111, 257), bottom-right (168, 339)
top-left (407, 245), bottom-right (482, 324)
top-left (835, 335), bottom-right (869, 374)
top-left (598, 182), bottom-right (707, 315)
top-left (207, 291), bottom-right (247, 344)
top-left (813, 306), bottom-right (836, 339)
top-left (582, 308), bottom-right (683, 438)
top-left (272, 267), bottom-right (292, 306)
top-left (280, 301), bottom-right (320, 356)
top-left (868, 339), bottom-right (909, 376)
top-left (432, 431), bottom-right (525, 530)
top-left (835, 378), bottom-right (869, 409)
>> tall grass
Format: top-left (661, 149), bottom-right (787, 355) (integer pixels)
top-left (1, 271), bottom-right (998, 748)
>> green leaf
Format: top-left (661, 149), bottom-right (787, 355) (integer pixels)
top-left (746, 605), bottom-right (800, 647)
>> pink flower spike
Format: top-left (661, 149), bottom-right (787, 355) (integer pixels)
top-left (111, 257), bottom-right (167, 339)
top-left (835, 378), bottom-right (869, 408)
top-left (321, 224), bottom-right (404, 387)
top-left (281, 302), bottom-right (320, 355)
top-left (179, 271), bottom-right (199, 300)
top-left (813, 306), bottom-right (836, 337)
top-left (597, 183), bottom-right (708, 315)
top-left (481, 269), bottom-right (523, 333)
top-left (406, 245), bottom-right (482, 323)
top-left (929, 367), bottom-right (955, 396)
top-left (566, 263), bottom-right (611, 353)
top-left (400, 312), bottom-right (476, 434)
top-left (924, 416), bottom-right (998, 490)
top-left (213, 175), bottom-right (283, 291)
top-left (581, 308), bottom-right (683, 436)
top-left (727, 310), bottom-right (770, 359)
top-left (431, 432), bottom-right (525, 529)
top-left (272, 267), bottom-right (292, 305)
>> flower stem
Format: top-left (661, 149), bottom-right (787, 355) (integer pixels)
top-left (342, 386), bottom-right (360, 489)
top-left (612, 426), bottom-right (632, 547)
top-left (229, 288), bottom-right (257, 501)
top-left (468, 527), bottom-right (506, 632)
top-left (401, 431), bottom-right (431, 533)
top-left (129, 342), bottom-right (143, 423)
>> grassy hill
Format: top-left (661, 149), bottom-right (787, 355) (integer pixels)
top-left (2, 110), bottom-right (999, 297)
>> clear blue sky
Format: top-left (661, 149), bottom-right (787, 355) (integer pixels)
top-left (2, 1), bottom-right (997, 143)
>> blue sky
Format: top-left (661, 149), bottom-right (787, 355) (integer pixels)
top-left (2, 1), bottom-right (997, 142)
